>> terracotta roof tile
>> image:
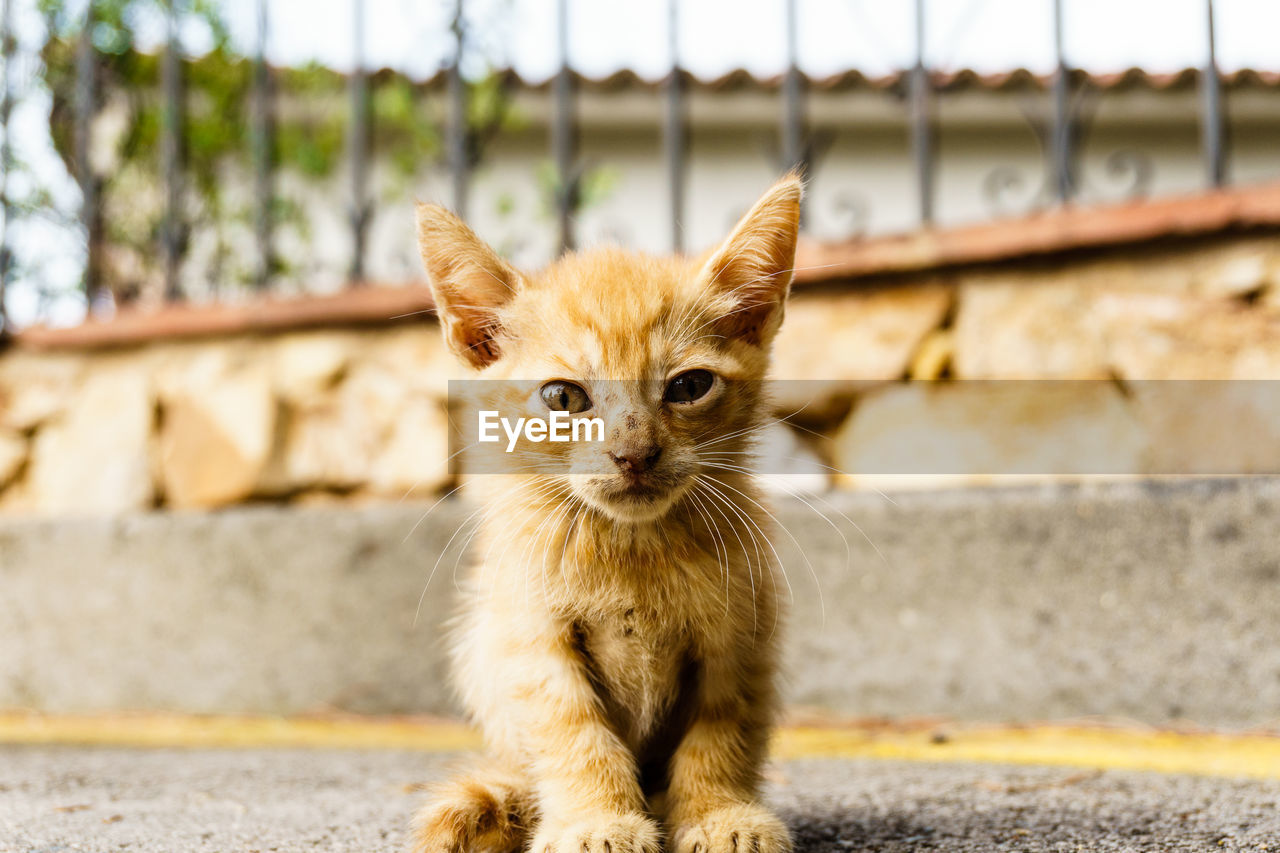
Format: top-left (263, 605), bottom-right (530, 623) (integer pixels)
top-left (10, 285), bottom-right (436, 351)
top-left (792, 181), bottom-right (1280, 284)
top-left (424, 66), bottom-right (1280, 95)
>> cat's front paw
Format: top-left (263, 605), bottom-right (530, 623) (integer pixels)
top-left (670, 804), bottom-right (791, 853)
top-left (531, 812), bottom-right (660, 853)
top-left (412, 784), bottom-right (525, 853)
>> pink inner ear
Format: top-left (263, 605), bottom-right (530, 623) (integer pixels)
top-left (416, 203), bottom-right (521, 369)
top-left (703, 232), bottom-right (795, 347)
top-left (712, 293), bottom-right (783, 347)
top-left (447, 311), bottom-right (503, 369)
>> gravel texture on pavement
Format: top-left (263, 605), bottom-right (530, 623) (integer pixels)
top-left (3, 746), bottom-right (1279, 852)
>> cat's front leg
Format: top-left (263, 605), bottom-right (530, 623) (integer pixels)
top-left (663, 655), bottom-right (792, 853)
top-left (507, 620), bottom-right (660, 853)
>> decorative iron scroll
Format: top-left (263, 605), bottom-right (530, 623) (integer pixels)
top-left (983, 81), bottom-right (1156, 219)
top-left (827, 191), bottom-right (872, 241)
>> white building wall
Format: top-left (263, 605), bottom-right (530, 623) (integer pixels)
top-left (186, 84), bottom-right (1280, 294)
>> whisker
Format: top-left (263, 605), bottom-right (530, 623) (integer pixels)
top-left (695, 476), bottom-right (763, 590)
top-left (558, 502), bottom-right (587, 591)
top-left (479, 479), bottom-right (568, 606)
top-left (413, 499), bottom-right (488, 628)
top-left (388, 307), bottom-right (438, 320)
top-left (685, 484), bottom-right (734, 620)
top-left (703, 453), bottom-right (890, 571)
top-left (682, 487), bottom-right (732, 618)
top-left (699, 448), bottom-right (905, 515)
top-left (702, 460), bottom-right (847, 623)
top-left (690, 481), bottom-right (756, 634)
top-left (698, 470), bottom-right (825, 628)
top-left (695, 476), bottom-right (784, 642)
top-left (402, 481), bottom-right (466, 541)
top-left (515, 490), bottom-right (571, 605)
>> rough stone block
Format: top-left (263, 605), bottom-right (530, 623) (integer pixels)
top-left (0, 352), bottom-right (83, 431)
top-left (1097, 292), bottom-right (1280, 379)
top-left (952, 279), bottom-right (1111, 379)
top-left (23, 364), bottom-right (154, 514)
top-left (265, 363), bottom-right (410, 493)
top-left (368, 393), bottom-right (453, 499)
top-left (0, 428), bottom-right (25, 489)
top-left (159, 368), bottom-right (278, 508)
top-left (270, 332), bottom-right (353, 404)
top-left (770, 285), bottom-right (951, 424)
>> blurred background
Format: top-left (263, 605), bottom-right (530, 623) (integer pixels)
top-left (0, 0), bottom-right (1276, 326)
top-left (1, 0), bottom-right (1279, 731)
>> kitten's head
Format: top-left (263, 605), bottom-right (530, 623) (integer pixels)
top-left (418, 175), bottom-right (801, 522)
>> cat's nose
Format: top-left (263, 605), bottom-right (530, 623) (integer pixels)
top-left (608, 445), bottom-right (662, 474)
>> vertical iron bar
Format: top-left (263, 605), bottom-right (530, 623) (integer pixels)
top-left (1050, 0), bottom-right (1072, 204)
top-left (551, 0), bottom-right (575, 254)
top-left (251, 0), bottom-right (273, 288)
top-left (348, 0), bottom-right (369, 284)
top-left (448, 0), bottom-right (468, 218)
top-left (664, 0), bottom-right (684, 253)
top-left (1200, 0), bottom-right (1225, 187)
top-left (161, 0), bottom-right (183, 301)
top-left (0, 0), bottom-right (12, 331)
top-left (781, 0), bottom-right (804, 174)
top-left (910, 0), bottom-right (933, 225)
top-left (75, 0), bottom-right (100, 309)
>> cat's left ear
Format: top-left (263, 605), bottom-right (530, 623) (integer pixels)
top-left (699, 172), bottom-right (803, 347)
top-left (416, 203), bottom-right (523, 369)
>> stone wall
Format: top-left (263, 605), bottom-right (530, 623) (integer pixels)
top-left (0, 327), bottom-right (454, 514)
top-left (3, 230), bottom-right (1280, 515)
top-left (788, 233), bottom-right (1280, 489)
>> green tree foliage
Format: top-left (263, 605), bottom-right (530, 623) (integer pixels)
top-left (24, 0), bottom-right (600, 305)
top-left (33, 0), bottom-right (462, 298)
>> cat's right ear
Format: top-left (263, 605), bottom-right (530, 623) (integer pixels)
top-left (698, 173), bottom-right (802, 348)
top-left (416, 203), bottom-right (522, 369)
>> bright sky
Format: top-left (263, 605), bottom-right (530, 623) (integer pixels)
top-left (210, 0), bottom-right (1280, 80)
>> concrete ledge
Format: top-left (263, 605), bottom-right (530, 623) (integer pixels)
top-left (2, 478), bottom-right (1279, 727)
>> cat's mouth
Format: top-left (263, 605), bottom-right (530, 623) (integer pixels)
top-left (579, 471), bottom-right (687, 521)
top-left (602, 471), bottom-right (669, 501)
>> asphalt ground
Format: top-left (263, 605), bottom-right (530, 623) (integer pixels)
top-left (3, 719), bottom-right (1279, 852)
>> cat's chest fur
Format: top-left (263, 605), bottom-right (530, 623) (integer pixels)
top-left (574, 603), bottom-right (692, 750)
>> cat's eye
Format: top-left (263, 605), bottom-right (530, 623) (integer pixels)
top-left (664, 369), bottom-right (715, 404)
top-left (540, 380), bottom-right (592, 413)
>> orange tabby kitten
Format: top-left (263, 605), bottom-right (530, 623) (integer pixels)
top-left (412, 175), bottom-right (801, 853)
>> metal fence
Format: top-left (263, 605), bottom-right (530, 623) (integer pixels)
top-left (0, 0), bottom-right (1246, 332)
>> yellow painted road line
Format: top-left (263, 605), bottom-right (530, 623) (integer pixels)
top-left (1, 714), bottom-right (1277, 781)
top-left (0, 713), bottom-right (481, 752)
top-left (774, 726), bottom-right (1280, 781)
